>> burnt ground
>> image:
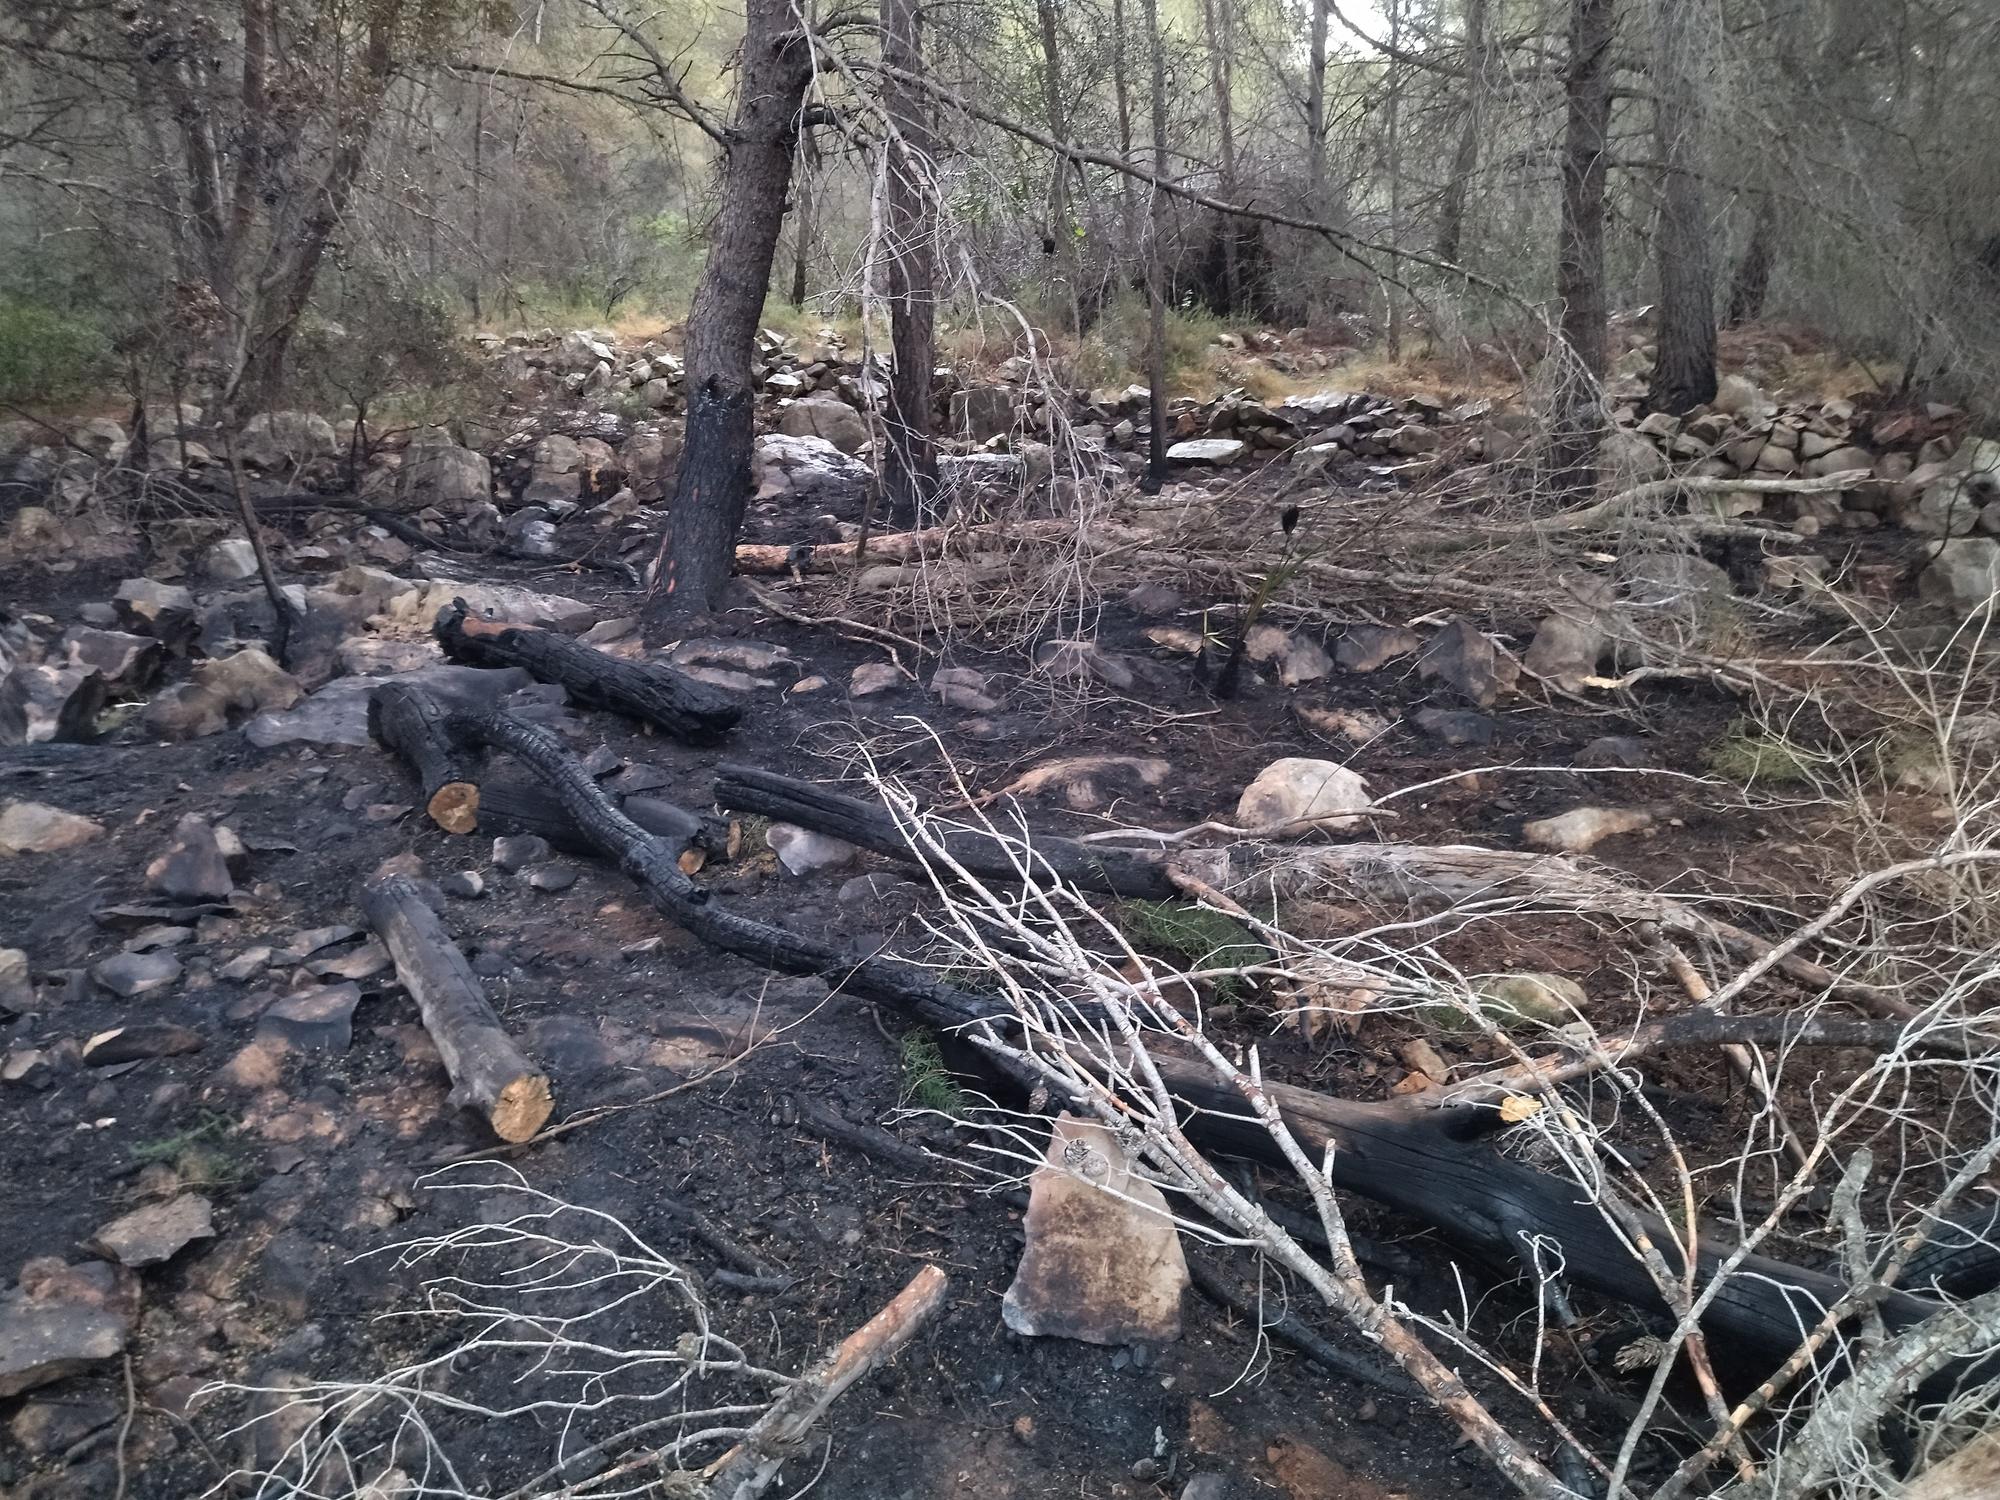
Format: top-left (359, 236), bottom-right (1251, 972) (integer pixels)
top-left (0, 490), bottom-right (1935, 1500)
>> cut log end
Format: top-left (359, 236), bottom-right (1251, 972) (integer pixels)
top-left (427, 782), bottom-right (480, 835)
top-left (489, 1073), bottom-right (555, 1142)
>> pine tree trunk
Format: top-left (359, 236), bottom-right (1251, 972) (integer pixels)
top-left (643, 1), bottom-right (814, 634)
top-left (1727, 203), bottom-right (1775, 325)
top-left (789, 130), bottom-right (816, 310)
top-left (1111, 0), bottom-right (1138, 266)
top-left (1644, 0), bottom-right (1717, 414)
top-left (1434, 0), bottom-right (1488, 266)
top-left (882, 0), bottom-right (938, 527)
top-left (1033, 0), bottom-right (1079, 330)
top-left (1140, 0), bottom-right (1171, 494)
top-left (1200, 0), bottom-right (1238, 315)
top-left (1548, 0), bottom-right (1615, 497)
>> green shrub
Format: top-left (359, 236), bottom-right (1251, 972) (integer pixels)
top-left (898, 1027), bottom-right (966, 1116)
top-left (0, 298), bottom-right (111, 405)
top-left (1074, 295), bottom-right (1227, 394)
top-left (1704, 719), bottom-right (1822, 786)
top-left (1118, 900), bottom-right (1271, 1000)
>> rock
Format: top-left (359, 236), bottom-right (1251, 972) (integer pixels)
top-left (776, 395), bottom-right (869, 453)
top-left (848, 663), bottom-right (901, 699)
top-left (238, 411), bottom-right (337, 469)
top-left (1272, 633), bottom-right (1332, 686)
top-left (1764, 554), bottom-right (1830, 593)
top-left (8, 1394), bottom-right (121, 1457)
top-left (765, 823), bottom-right (858, 875)
top-left (0, 801), bottom-right (105, 856)
top-left (1469, 972), bottom-right (1587, 1028)
top-left (1919, 539), bottom-right (2000, 611)
top-left (91, 950), bottom-right (183, 998)
top-left (145, 815), bottom-right (234, 900)
top-left (386, 580), bottom-right (596, 635)
top-left (1123, 582), bottom-right (1184, 619)
top-left (1235, 758), bottom-right (1370, 833)
top-left (440, 870), bottom-right (485, 900)
top-left (89, 1196), bottom-right (216, 1268)
top-left (1385, 423), bottom-right (1439, 456)
top-left (62, 628), bottom-right (164, 692)
top-left (0, 948), bottom-right (29, 1013)
top-left (113, 578), bottom-right (197, 643)
top-left (1574, 735), bottom-right (1653, 769)
top-left (1001, 1112), bottom-right (1187, 1345)
top-left (144, 647), bottom-right (302, 741)
top-left (752, 433), bottom-right (871, 505)
top-left (1601, 428), bottom-right (1669, 481)
top-left (930, 666), bottom-right (999, 712)
top-left (203, 537), bottom-right (261, 582)
top-left (1803, 445), bottom-right (1873, 479)
top-left (1418, 619), bottom-right (1519, 707)
top-left (71, 416), bottom-right (126, 457)
top-left (0, 663), bottom-right (106, 745)
top-left (1034, 638), bottom-right (1136, 691)
top-left (949, 386), bottom-right (1020, 441)
top-left (0, 1259), bottom-right (139, 1397)
top-left (1522, 805), bottom-right (1653, 854)
top-left (1523, 578), bottom-right (1615, 691)
top-left (1165, 438), bottom-right (1246, 466)
top-left (1335, 625), bottom-right (1422, 673)
top-left (1412, 708), bottom-right (1494, 746)
top-left (1712, 374), bottom-right (1772, 417)
top-left (523, 863), bottom-right (577, 893)
top-left (492, 834), bottom-right (551, 872)
top-left (1619, 552), bottom-right (1735, 649)
top-left (246, 664), bottom-right (534, 749)
top-left (400, 442), bottom-right (490, 505)
top-left (78, 1024), bottom-right (204, 1065)
top-left (257, 983), bottom-right (363, 1052)
top-left (668, 638), bottom-right (794, 675)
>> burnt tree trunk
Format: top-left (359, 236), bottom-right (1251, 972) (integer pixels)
top-left (369, 680), bottom-right (482, 833)
top-left (643, 1), bottom-right (815, 633)
top-left (1199, 0), bottom-right (1239, 314)
top-left (1727, 200), bottom-right (1777, 326)
top-left (1547, 0), bottom-right (1615, 497)
top-left (882, 0), bottom-right (939, 528)
top-left (434, 599), bottom-right (742, 742)
top-left (360, 875), bottom-right (553, 1142)
top-left (1033, 0), bottom-right (1080, 332)
top-left (1140, 0), bottom-right (1171, 494)
top-left (1643, 0), bottom-right (1718, 414)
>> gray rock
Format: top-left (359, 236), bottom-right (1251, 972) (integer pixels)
top-left (440, 870), bottom-right (485, 899)
top-left (238, 411), bottom-right (337, 469)
top-left (1335, 625), bottom-right (1422, 673)
top-left (61, 628), bottom-right (164, 692)
top-left (949, 385), bottom-right (1019, 441)
top-left (492, 835), bottom-right (551, 872)
top-left (1412, 708), bottom-right (1494, 746)
top-left (247, 665), bottom-right (534, 749)
top-left (850, 662), bottom-right (902, 697)
top-left (0, 948), bottom-right (29, 1013)
top-left (0, 800), bottom-right (105, 856)
top-left (765, 823), bottom-right (858, 875)
top-left (522, 862), bottom-right (577, 893)
top-left (752, 433), bottom-right (870, 505)
top-left (930, 666), bottom-right (999, 712)
top-left (91, 950), bottom-right (183, 998)
top-left (0, 662), bottom-right (106, 746)
top-left (145, 814), bottom-right (234, 901)
top-left (113, 578), bottom-right (196, 643)
top-left (0, 1259), bottom-right (138, 1398)
top-left (1165, 438), bottom-right (1245, 466)
top-left (203, 537), bottom-right (261, 582)
top-left (257, 983), bottom-right (362, 1052)
top-left (144, 647), bottom-right (302, 742)
top-left (400, 442), bottom-right (490, 505)
top-left (1418, 619), bottom-right (1520, 707)
top-left (1574, 735), bottom-right (1653, 769)
top-left (1034, 638), bottom-right (1135, 691)
top-left (1919, 539), bottom-right (2000, 611)
top-left (79, 1024), bottom-right (204, 1064)
top-left (775, 395), bottom-right (869, 454)
top-left (1385, 422), bottom-right (1439, 456)
top-left (89, 1195), bottom-right (215, 1268)
top-left (1123, 582), bottom-right (1184, 619)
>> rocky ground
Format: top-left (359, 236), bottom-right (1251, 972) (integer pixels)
top-left (1, 320), bottom-right (1996, 1500)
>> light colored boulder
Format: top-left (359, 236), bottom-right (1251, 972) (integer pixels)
top-left (1235, 758), bottom-right (1370, 833)
top-left (775, 395), bottom-right (869, 454)
top-left (238, 411), bottom-right (336, 469)
top-left (1165, 438), bottom-right (1246, 466)
top-left (1919, 539), bottom-right (2000, 612)
top-left (1522, 805), bottom-right (1653, 854)
top-left (400, 442), bottom-right (490, 505)
top-left (0, 801), bottom-right (105, 856)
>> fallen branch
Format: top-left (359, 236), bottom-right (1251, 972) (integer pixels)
top-left (359, 875), bottom-right (553, 1142)
top-left (434, 596), bottom-right (742, 742)
top-left (701, 1264), bottom-right (948, 1500)
top-left (370, 681), bottom-right (482, 833)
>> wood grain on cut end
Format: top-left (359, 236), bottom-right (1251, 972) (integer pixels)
top-left (492, 1074), bottom-right (555, 1142)
top-left (428, 782), bottom-right (480, 834)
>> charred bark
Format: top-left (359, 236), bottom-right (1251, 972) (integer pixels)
top-left (434, 597), bottom-right (741, 742)
top-left (643, 0), bottom-right (815, 631)
top-left (882, 0), bottom-right (939, 527)
top-left (1548, 0), bottom-right (1615, 497)
top-left (1643, 0), bottom-right (1718, 414)
top-left (369, 680), bottom-right (482, 833)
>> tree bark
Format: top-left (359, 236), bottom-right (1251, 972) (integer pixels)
top-left (360, 875), bottom-right (554, 1142)
top-left (1199, 0), bottom-right (1239, 315)
top-left (1643, 0), bottom-right (1718, 414)
top-left (1306, 0), bottom-right (1330, 215)
top-left (1726, 199), bottom-right (1776, 326)
top-left (1434, 0), bottom-right (1488, 266)
top-left (369, 680), bottom-right (482, 833)
top-left (882, 0), bottom-right (939, 527)
top-left (789, 129), bottom-right (816, 310)
top-left (643, 0), bottom-right (814, 631)
top-left (1033, 0), bottom-right (1080, 331)
top-left (1548, 0), bottom-right (1615, 497)
top-left (1110, 0), bottom-right (1139, 265)
top-left (1140, 0), bottom-right (1172, 494)
top-left (434, 598), bottom-right (743, 742)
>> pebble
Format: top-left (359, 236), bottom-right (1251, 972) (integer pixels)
top-left (523, 863), bottom-right (577, 892)
top-left (492, 835), bottom-right (551, 872)
top-left (441, 870), bottom-right (485, 900)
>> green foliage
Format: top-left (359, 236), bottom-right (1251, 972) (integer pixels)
top-left (0, 298), bottom-right (112, 406)
top-left (1073, 294), bottom-right (1228, 394)
top-left (1118, 900), bottom-right (1271, 1000)
top-left (898, 1027), bottom-right (966, 1116)
top-left (1705, 719), bottom-right (1822, 786)
top-left (132, 1112), bottom-right (251, 1191)
top-left (293, 273), bottom-right (487, 426)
